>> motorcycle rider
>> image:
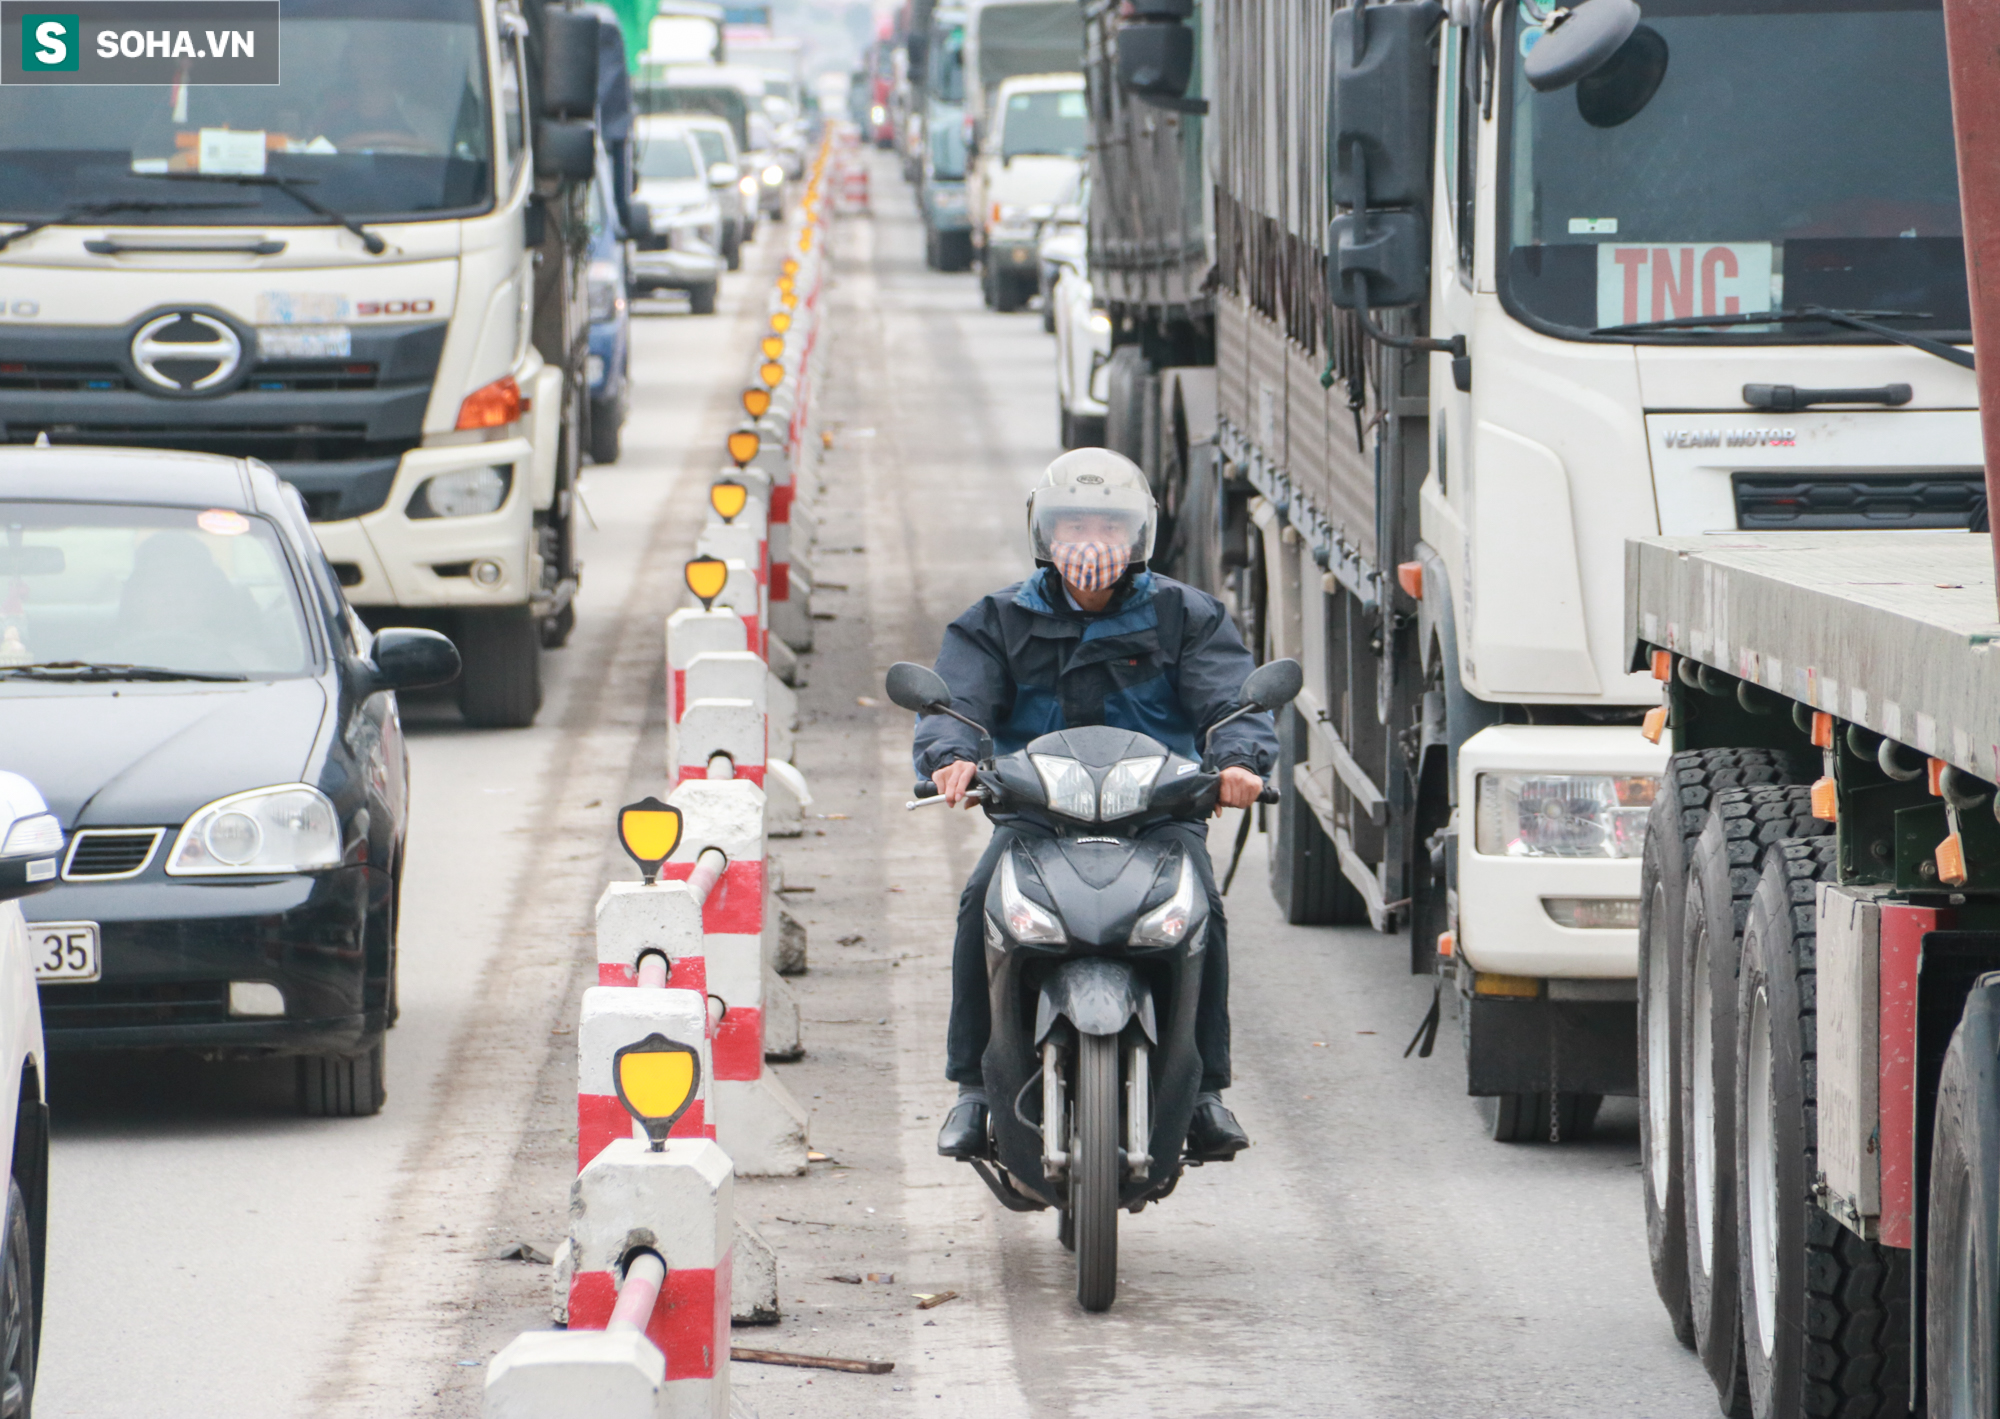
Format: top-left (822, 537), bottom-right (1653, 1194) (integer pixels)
top-left (915, 449), bottom-right (1278, 1162)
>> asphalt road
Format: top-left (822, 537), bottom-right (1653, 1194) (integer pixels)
top-left (32, 249), bottom-right (777, 1417)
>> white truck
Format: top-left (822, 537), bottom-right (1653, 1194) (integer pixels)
top-left (0, 0), bottom-right (620, 726)
top-left (1083, 0), bottom-right (1979, 1151)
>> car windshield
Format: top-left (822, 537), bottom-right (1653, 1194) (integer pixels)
top-left (1001, 88), bottom-right (1086, 160)
top-left (0, 0), bottom-right (493, 225)
top-left (688, 127), bottom-right (730, 167)
top-left (636, 131), bottom-right (699, 180)
top-left (0, 503), bottom-right (314, 678)
top-left (930, 107), bottom-right (967, 180)
top-left (1502, 0), bottom-right (1965, 338)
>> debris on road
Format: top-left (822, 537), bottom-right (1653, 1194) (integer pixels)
top-left (826, 1272), bottom-right (862, 1284)
top-left (732, 1347), bottom-right (894, 1375)
top-left (914, 1291), bottom-right (958, 1310)
top-left (488, 1242), bottom-right (552, 1264)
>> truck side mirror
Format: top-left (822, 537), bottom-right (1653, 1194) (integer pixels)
top-left (543, 9), bottom-right (602, 119)
top-left (535, 118), bottom-right (598, 182)
top-left (625, 199), bottom-right (653, 241)
top-left (1523, 0), bottom-right (1640, 91)
top-left (1117, 0), bottom-right (1196, 102)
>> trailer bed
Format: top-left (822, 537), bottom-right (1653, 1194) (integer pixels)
top-left (1627, 533), bottom-right (2000, 780)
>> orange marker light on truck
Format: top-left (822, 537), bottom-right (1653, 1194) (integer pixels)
top-left (1651, 649), bottom-right (1672, 681)
top-left (1929, 757), bottom-right (1948, 796)
top-left (1812, 711), bottom-right (1834, 748)
top-left (1642, 705), bottom-right (1668, 744)
top-left (456, 375), bottom-right (521, 430)
top-left (1396, 561), bottom-right (1423, 601)
top-left (1937, 832), bottom-right (1969, 887)
top-left (1811, 775), bottom-right (1839, 821)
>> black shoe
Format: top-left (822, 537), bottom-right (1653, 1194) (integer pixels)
top-left (1187, 1091), bottom-right (1249, 1160)
top-left (937, 1098), bottom-right (989, 1159)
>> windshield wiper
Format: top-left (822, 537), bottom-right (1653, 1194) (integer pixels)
top-left (133, 171), bottom-right (388, 255)
top-left (0, 661), bottom-right (248, 683)
top-left (1593, 306), bottom-right (1974, 372)
top-left (0, 198), bottom-right (257, 252)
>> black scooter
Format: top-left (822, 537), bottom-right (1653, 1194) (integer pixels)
top-left (884, 657), bottom-right (1302, 1311)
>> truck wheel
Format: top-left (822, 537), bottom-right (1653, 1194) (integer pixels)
top-left (1683, 782), bottom-right (1824, 1414)
top-left (995, 268), bottom-right (1030, 313)
top-left (1072, 1032), bottom-right (1120, 1312)
top-left (980, 260), bottom-right (998, 309)
top-left (588, 396), bottom-right (622, 465)
top-left (1928, 974), bottom-right (2000, 1415)
top-left (688, 282), bottom-right (718, 316)
top-left (939, 231), bottom-right (973, 272)
top-left (1736, 837), bottom-right (1909, 1418)
top-left (1269, 705), bottom-right (1368, 926)
top-left (724, 232), bottom-right (742, 271)
top-left (456, 606), bottom-right (544, 728)
top-left (1644, 750), bottom-right (1813, 1350)
top-left (298, 1037), bottom-right (387, 1117)
top-left (1479, 1092), bottom-right (1601, 1143)
top-left (924, 227), bottom-right (940, 269)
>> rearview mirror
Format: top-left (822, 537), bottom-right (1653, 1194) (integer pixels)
top-left (1326, 0), bottom-right (1443, 315)
top-left (1117, 1), bottom-right (1195, 102)
top-left (885, 661), bottom-right (951, 713)
top-left (1240, 658), bottom-right (1303, 712)
top-left (0, 546), bottom-right (64, 577)
top-left (0, 772), bottom-right (60, 904)
top-left (1524, 0), bottom-right (1642, 91)
top-left (542, 9), bottom-right (602, 118)
top-left (369, 628), bottom-right (461, 694)
top-left (535, 118), bottom-right (598, 183)
top-left (625, 199), bottom-right (653, 240)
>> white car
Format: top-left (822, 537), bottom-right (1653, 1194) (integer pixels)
top-left (629, 117), bottom-right (726, 315)
top-left (0, 772), bottom-right (53, 1409)
top-left (971, 72), bottom-right (1085, 312)
top-left (1043, 224), bottom-right (1111, 449)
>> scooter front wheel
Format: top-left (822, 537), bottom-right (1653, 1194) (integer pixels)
top-left (1073, 1032), bottom-right (1120, 1311)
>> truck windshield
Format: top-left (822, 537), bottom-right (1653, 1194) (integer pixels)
top-left (1001, 89), bottom-right (1086, 161)
top-left (930, 108), bottom-right (967, 180)
top-left (0, 0), bottom-right (492, 226)
top-left (933, 25), bottom-right (966, 104)
top-left (1501, 0), bottom-right (1965, 340)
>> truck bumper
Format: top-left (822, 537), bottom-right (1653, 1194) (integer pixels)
top-left (311, 433), bottom-right (539, 609)
top-left (1454, 724), bottom-right (1668, 979)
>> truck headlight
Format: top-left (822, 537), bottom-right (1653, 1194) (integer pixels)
top-left (739, 174), bottom-right (758, 199)
top-left (167, 785), bottom-right (340, 875)
top-left (997, 852), bottom-right (1065, 944)
top-left (1474, 773), bottom-right (1658, 858)
top-left (1088, 311), bottom-right (1112, 333)
top-left (1543, 897), bottom-right (1643, 929)
top-left (1130, 854), bottom-right (1200, 947)
top-left (407, 465), bottom-right (512, 519)
top-left (762, 164), bottom-right (784, 187)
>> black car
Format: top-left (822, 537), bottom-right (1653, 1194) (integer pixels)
top-left (0, 446), bottom-right (458, 1116)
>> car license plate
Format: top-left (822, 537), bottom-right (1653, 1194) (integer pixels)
top-left (30, 922), bottom-right (100, 983)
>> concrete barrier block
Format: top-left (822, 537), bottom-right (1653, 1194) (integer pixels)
top-left (595, 881), bottom-right (705, 987)
top-left (762, 761), bottom-right (807, 838)
top-left (696, 522), bottom-right (765, 579)
top-left (714, 1074), bottom-right (808, 1176)
top-left (686, 653), bottom-right (769, 713)
top-left (769, 580), bottom-right (813, 654)
top-left (675, 699), bottom-right (766, 777)
top-left (484, 1328), bottom-right (663, 1419)
top-left (666, 779), bottom-right (765, 864)
top-left (730, 1219), bottom-right (780, 1325)
top-left (767, 634), bottom-right (801, 688)
top-left (766, 671), bottom-right (798, 735)
top-left (762, 969), bottom-right (803, 1060)
top-left (710, 561), bottom-right (761, 630)
top-left (666, 609), bottom-right (749, 743)
top-left (577, 986), bottom-right (713, 1169)
top-left (550, 1237), bottom-right (573, 1325)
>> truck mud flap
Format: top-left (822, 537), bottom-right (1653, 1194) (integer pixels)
top-left (1463, 996), bottom-right (1638, 1097)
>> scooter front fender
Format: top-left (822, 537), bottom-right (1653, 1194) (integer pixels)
top-left (1033, 957), bottom-right (1156, 1043)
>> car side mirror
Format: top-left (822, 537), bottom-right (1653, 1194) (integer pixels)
top-left (368, 628), bottom-right (461, 694)
top-left (0, 772), bottom-right (61, 904)
top-left (709, 161), bottom-right (739, 186)
top-left (1240, 657), bottom-right (1303, 712)
top-left (885, 661), bottom-right (951, 713)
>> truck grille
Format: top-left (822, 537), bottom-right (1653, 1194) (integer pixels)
top-left (6, 421), bottom-right (384, 464)
top-left (0, 361), bottom-right (378, 393)
top-left (61, 829), bottom-right (165, 880)
top-left (1733, 472), bottom-right (1987, 531)
top-left (38, 981), bottom-right (229, 1030)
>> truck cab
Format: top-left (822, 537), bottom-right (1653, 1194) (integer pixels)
top-left (971, 72), bottom-right (1084, 313)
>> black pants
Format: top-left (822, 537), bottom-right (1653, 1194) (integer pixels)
top-left (945, 819), bottom-right (1232, 1093)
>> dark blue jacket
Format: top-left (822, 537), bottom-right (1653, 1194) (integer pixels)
top-left (912, 568), bottom-right (1281, 778)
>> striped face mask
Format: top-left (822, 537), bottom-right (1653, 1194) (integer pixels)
top-left (1052, 540), bottom-right (1132, 594)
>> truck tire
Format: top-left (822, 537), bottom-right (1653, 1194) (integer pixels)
top-left (456, 606), bottom-right (544, 728)
top-left (688, 281), bottom-right (718, 316)
top-left (994, 267), bottom-right (1030, 313)
top-left (1683, 782), bottom-right (1826, 1414)
top-left (938, 230), bottom-right (973, 272)
top-left (298, 1037), bottom-right (387, 1117)
top-left (1643, 750), bottom-right (1813, 1349)
top-left (724, 231), bottom-right (742, 271)
top-left (1268, 704), bottom-right (1368, 926)
top-left (1927, 973), bottom-right (2000, 1416)
top-left (1736, 836), bottom-right (1909, 1418)
top-left (588, 396), bottom-right (622, 465)
top-left (1478, 1091), bottom-right (1602, 1143)
top-left (924, 226), bottom-right (941, 270)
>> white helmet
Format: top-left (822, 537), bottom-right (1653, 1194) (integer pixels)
top-left (1026, 449), bottom-right (1157, 592)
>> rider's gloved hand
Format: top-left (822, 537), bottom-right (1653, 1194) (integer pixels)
top-left (1216, 765), bottom-right (1263, 814)
top-left (934, 759), bottom-right (980, 808)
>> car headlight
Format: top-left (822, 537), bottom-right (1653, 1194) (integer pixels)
top-left (761, 164), bottom-right (784, 186)
top-left (166, 785), bottom-right (341, 875)
top-left (1474, 772), bottom-right (1659, 858)
top-left (1088, 311), bottom-right (1112, 333)
top-left (587, 259), bottom-right (622, 322)
top-left (1098, 756), bottom-right (1164, 820)
top-left (406, 465), bottom-right (512, 519)
top-left (997, 852), bottom-right (1065, 944)
top-left (1031, 753), bottom-right (1097, 821)
top-left (739, 175), bottom-right (758, 198)
top-left (1, 812), bottom-right (62, 859)
top-left (1130, 853), bottom-right (1200, 947)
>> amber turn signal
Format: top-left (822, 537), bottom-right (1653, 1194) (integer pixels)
top-left (1642, 705), bottom-right (1668, 744)
top-left (1811, 775), bottom-right (1839, 821)
top-left (456, 375), bottom-right (521, 431)
top-left (1651, 649), bottom-right (1672, 681)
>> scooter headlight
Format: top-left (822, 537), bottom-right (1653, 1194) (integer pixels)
top-left (1130, 853), bottom-right (1200, 948)
top-left (997, 853), bottom-right (1065, 944)
top-left (1097, 756), bottom-right (1164, 820)
top-left (1030, 753), bottom-right (1096, 821)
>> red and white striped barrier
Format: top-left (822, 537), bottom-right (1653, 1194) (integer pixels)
top-left (576, 986), bottom-right (713, 1169)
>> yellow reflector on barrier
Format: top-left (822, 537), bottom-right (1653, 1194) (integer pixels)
top-left (617, 797), bottom-right (682, 885)
top-left (770, 312), bottom-right (791, 334)
top-left (781, 291), bottom-right (797, 309)
top-left (777, 276), bottom-right (794, 295)
top-left (685, 556), bottom-right (729, 609)
top-left (614, 1032), bottom-right (701, 1149)
top-left (727, 429), bottom-right (760, 465)
top-left (710, 480), bottom-right (749, 522)
top-left (761, 335), bottom-right (784, 360)
top-left (782, 258), bottom-right (799, 277)
top-left (742, 386), bottom-right (771, 418)
top-left (760, 359), bottom-right (784, 387)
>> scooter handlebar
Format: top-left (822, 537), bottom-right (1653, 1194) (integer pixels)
top-left (1257, 785), bottom-right (1281, 805)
